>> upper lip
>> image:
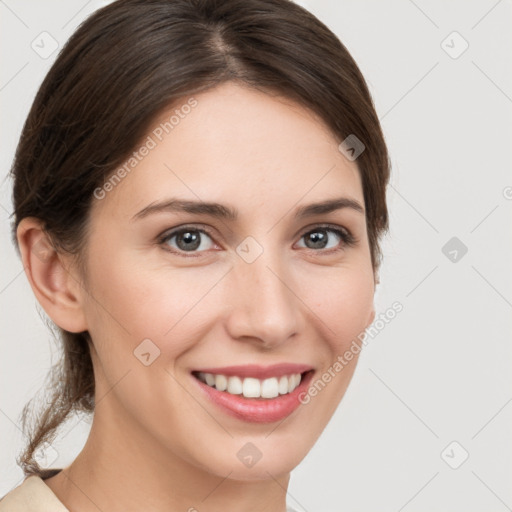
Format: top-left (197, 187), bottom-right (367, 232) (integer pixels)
top-left (192, 363), bottom-right (314, 380)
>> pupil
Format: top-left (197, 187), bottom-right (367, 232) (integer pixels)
top-left (178, 231), bottom-right (200, 251)
top-left (307, 231), bottom-right (327, 249)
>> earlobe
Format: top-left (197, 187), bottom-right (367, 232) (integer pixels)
top-left (16, 217), bottom-right (88, 333)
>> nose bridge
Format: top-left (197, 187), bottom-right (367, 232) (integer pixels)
top-left (225, 242), bottom-right (302, 346)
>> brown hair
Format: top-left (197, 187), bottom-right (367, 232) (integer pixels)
top-left (10, 0), bottom-right (391, 477)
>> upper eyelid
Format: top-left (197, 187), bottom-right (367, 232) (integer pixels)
top-left (299, 222), bottom-right (352, 236)
top-left (160, 224), bottom-right (216, 242)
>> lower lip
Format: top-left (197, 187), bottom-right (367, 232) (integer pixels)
top-left (192, 371), bottom-right (315, 423)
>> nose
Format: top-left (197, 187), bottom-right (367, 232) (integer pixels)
top-left (224, 250), bottom-right (304, 349)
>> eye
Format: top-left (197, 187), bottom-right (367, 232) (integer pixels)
top-left (158, 225), bottom-right (216, 256)
top-left (295, 225), bottom-right (357, 253)
top-left (157, 223), bottom-right (357, 258)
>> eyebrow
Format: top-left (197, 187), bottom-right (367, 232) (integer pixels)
top-left (131, 196), bottom-right (364, 222)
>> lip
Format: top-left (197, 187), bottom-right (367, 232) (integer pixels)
top-left (191, 369), bottom-right (315, 423)
top-left (191, 363), bottom-right (314, 379)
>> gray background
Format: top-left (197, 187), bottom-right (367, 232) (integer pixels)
top-left (1, 1), bottom-right (511, 511)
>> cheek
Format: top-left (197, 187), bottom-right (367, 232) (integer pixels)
top-left (83, 256), bottom-right (210, 428)
top-left (84, 252), bottom-right (228, 360)
top-left (298, 262), bottom-right (374, 350)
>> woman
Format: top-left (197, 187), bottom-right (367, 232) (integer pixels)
top-left (1, 0), bottom-right (390, 510)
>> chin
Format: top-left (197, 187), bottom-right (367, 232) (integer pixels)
top-left (210, 439), bottom-right (309, 481)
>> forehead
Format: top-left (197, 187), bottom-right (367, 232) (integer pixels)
top-left (94, 82), bottom-right (364, 221)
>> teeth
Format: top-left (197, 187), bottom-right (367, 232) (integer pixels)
top-left (197, 372), bottom-right (304, 398)
top-left (261, 377), bottom-right (279, 398)
top-left (227, 376), bottom-right (243, 395)
top-left (215, 374), bottom-right (227, 391)
top-left (278, 376), bottom-right (289, 395)
top-left (243, 377), bottom-right (261, 398)
top-left (290, 373), bottom-right (300, 392)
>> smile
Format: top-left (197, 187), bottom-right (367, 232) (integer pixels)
top-left (191, 364), bottom-right (315, 423)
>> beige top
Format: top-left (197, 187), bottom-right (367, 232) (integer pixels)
top-left (0, 472), bottom-right (300, 512)
top-left (0, 473), bottom-right (68, 511)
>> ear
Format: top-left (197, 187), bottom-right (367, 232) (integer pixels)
top-left (374, 269), bottom-right (380, 289)
top-left (366, 270), bottom-right (379, 327)
top-left (16, 217), bottom-right (88, 333)
top-left (367, 305), bottom-right (376, 328)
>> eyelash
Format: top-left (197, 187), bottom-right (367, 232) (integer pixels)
top-left (157, 223), bottom-right (358, 258)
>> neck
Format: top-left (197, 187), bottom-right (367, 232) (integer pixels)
top-left (44, 397), bottom-right (291, 512)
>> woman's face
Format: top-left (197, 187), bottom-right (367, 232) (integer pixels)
top-left (79, 81), bottom-right (375, 479)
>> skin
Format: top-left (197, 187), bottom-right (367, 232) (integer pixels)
top-left (17, 81), bottom-right (376, 512)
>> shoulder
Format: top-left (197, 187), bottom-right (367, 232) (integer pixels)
top-left (0, 474), bottom-right (68, 512)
